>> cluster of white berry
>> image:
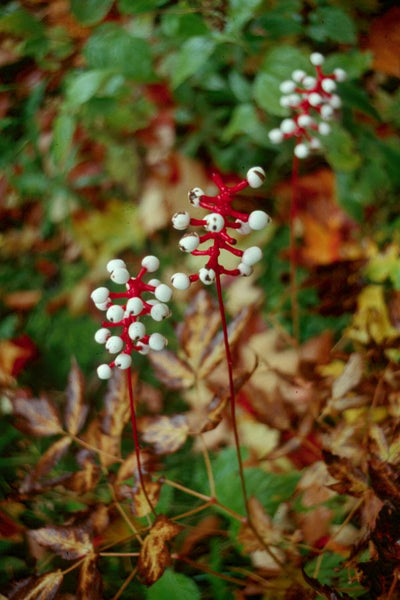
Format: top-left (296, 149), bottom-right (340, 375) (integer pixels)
top-left (170, 167), bottom-right (269, 290)
top-left (268, 52), bottom-right (346, 159)
top-left (91, 256), bottom-right (172, 379)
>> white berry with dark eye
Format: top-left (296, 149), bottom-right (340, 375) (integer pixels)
top-left (188, 187), bottom-right (204, 206)
top-left (204, 213), bottom-right (225, 233)
top-left (106, 305), bottom-right (124, 323)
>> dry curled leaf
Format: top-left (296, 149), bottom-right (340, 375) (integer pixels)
top-left (140, 414), bottom-right (189, 454)
top-left (148, 350), bottom-right (195, 390)
top-left (8, 570), bottom-right (63, 600)
top-left (323, 451), bottom-right (368, 497)
top-left (29, 525), bottom-right (93, 560)
top-left (65, 358), bottom-right (88, 436)
top-left (20, 436), bottom-right (72, 494)
top-left (132, 480), bottom-right (162, 517)
top-left (77, 554), bottom-right (103, 600)
top-left (66, 450), bottom-right (101, 494)
top-left (138, 514), bottom-right (181, 586)
top-left (11, 395), bottom-right (62, 437)
top-left (302, 567), bottom-right (353, 600)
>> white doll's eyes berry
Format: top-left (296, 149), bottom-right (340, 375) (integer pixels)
top-left (105, 336), bottom-right (124, 354)
top-left (242, 246), bottom-right (262, 266)
top-left (179, 232), bottom-right (200, 252)
top-left (154, 283), bottom-right (173, 302)
top-left (171, 272), bottom-right (191, 290)
top-left (246, 166), bottom-right (266, 188)
top-left (91, 287), bottom-right (110, 304)
top-left (106, 305), bottom-right (124, 323)
top-left (97, 364), bottom-right (113, 379)
top-left (141, 255), bottom-right (160, 272)
top-left (150, 303), bottom-right (170, 321)
top-left (188, 187), bottom-right (204, 206)
top-left (204, 213), bottom-right (225, 233)
top-left (115, 353), bottom-right (132, 370)
top-left (172, 211), bottom-right (190, 230)
top-left (126, 297), bottom-right (144, 316)
top-left (248, 211), bottom-right (271, 231)
top-left (199, 267), bottom-right (216, 285)
top-left (107, 258), bottom-right (126, 273)
top-left (95, 328), bottom-right (111, 344)
top-left (110, 267), bottom-right (130, 285)
top-left (148, 332), bottom-right (167, 351)
top-left (129, 321), bottom-right (145, 340)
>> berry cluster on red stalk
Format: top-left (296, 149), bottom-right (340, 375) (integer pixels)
top-left (91, 255), bottom-right (172, 380)
top-left (268, 52), bottom-right (346, 159)
top-left (171, 166), bottom-right (269, 289)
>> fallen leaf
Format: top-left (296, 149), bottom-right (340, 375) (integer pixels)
top-left (140, 414), bottom-right (189, 454)
top-left (4, 290), bottom-right (42, 311)
top-left (302, 567), bottom-right (353, 599)
top-left (332, 353), bottom-right (363, 399)
top-left (138, 514), bottom-right (181, 585)
top-left (8, 570), bottom-right (63, 600)
top-left (346, 285), bottom-right (399, 346)
top-left (11, 395), bottom-right (62, 437)
top-left (77, 554), bottom-right (103, 600)
top-left (323, 450), bottom-right (368, 497)
top-left (29, 525), bottom-right (93, 560)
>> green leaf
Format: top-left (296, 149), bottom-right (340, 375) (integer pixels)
top-left (0, 7), bottom-right (43, 37)
top-left (70, 0), bottom-right (113, 25)
top-left (83, 24), bottom-right (154, 81)
top-left (307, 6), bottom-right (356, 44)
top-left (147, 569), bottom-right (201, 600)
top-left (65, 70), bottom-right (111, 107)
top-left (227, 0), bottom-right (262, 32)
top-left (253, 72), bottom-right (286, 116)
top-left (118, 0), bottom-right (168, 14)
top-left (222, 103), bottom-right (269, 145)
top-left (160, 12), bottom-right (209, 38)
top-left (324, 51), bottom-right (372, 80)
top-left (324, 124), bottom-right (361, 172)
top-left (171, 36), bottom-right (217, 88)
top-left (52, 113), bottom-right (76, 167)
top-left (340, 82), bottom-right (381, 121)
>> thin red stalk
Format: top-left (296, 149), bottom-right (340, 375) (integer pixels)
top-left (126, 369), bottom-right (156, 517)
top-left (214, 269), bottom-right (249, 516)
top-left (290, 147), bottom-right (300, 343)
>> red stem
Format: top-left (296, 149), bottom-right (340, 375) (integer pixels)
top-left (290, 147), bottom-right (300, 343)
top-left (214, 269), bottom-right (249, 516)
top-left (126, 369), bottom-right (156, 517)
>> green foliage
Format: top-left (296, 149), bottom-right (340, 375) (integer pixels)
top-left (148, 569), bottom-right (201, 600)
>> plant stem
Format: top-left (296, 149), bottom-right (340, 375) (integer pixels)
top-left (290, 147), bottom-right (300, 343)
top-left (214, 269), bottom-right (249, 517)
top-left (126, 369), bottom-right (156, 518)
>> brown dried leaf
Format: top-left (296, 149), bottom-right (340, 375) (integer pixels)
top-left (132, 480), bottom-right (162, 517)
top-left (8, 570), bottom-right (63, 600)
top-left (65, 358), bottom-right (88, 436)
top-left (302, 568), bottom-right (353, 600)
top-left (323, 451), bottom-right (368, 497)
top-left (148, 350), bottom-right (195, 390)
top-left (179, 515), bottom-right (221, 556)
top-left (67, 450), bottom-right (101, 494)
top-left (11, 395), bottom-right (62, 437)
top-left (238, 497), bottom-right (282, 553)
top-left (138, 514), bottom-right (181, 586)
top-left (77, 554), bottom-right (103, 600)
top-left (29, 525), bottom-right (93, 560)
top-left (176, 290), bottom-right (221, 370)
top-left (140, 414), bottom-right (189, 454)
top-left (369, 457), bottom-right (400, 506)
top-left (332, 353), bottom-right (363, 399)
top-left (20, 436), bottom-right (72, 494)
top-left (198, 393), bottom-right (229, 433)
top-left (83, 418), bottom-right (121, 468)
top-left (101, 370), bottom-right (132, 437)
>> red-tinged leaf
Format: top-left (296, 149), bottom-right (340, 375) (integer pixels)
top-left (176, 290), bottom-right (221, 370)
top-left (65, 358), bottom-right (88, 435)
top-left (139, 414), bottom-right (189, 454)
top-left (66, 450), bottom-right (101, 494)
top-left (8, 570), bottom-right (63, 600)
top-left (138, 515), bottom-right (181, 586)
top-left (148, 350), bottom-right (195, 390)
top-left (198, 307), bottom-right (251, 379)
top-left (302, 567), bottom-right (353, 599)
top-left (0, 508), bottom-right (24, 539)
top-left (11, 395), bottom-right (62, 436)
top-left (101, 370), bottom-right (131, 437)
top-left (132, 480), bottom-right (162, 517)
top-left (29, 525), bottom-right (93, 560)
top-left (77, 554), bottom-right (103, 600)
top-left (20, 436), bottom-right (72, 494)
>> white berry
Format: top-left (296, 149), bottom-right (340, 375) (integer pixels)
top-left (179, 232), bottom-right (200, 252)
top-left (94, 328), bottom-right (111, 344)
top-left (199, 267), bottom-right (216, 285)
top-left (321, 78), bottom-right (336, 93)
top-left (129, 321), bottom-right (146, 340)
top-left (172, 211), bottom-right (191, 230)
top-left (204, 213), bottom-right (225, 233)
top-left (171, 272), bottom-right (191, 290)
top-left (297, 114), bottom-right (313, 128)
top-left (235, 219), bottom-right (251, 234)
top-left (141, 255), bottom-right (160, 273)
top-left (137, 342), bottom-right (149, 355)
top-left (269, 128), bottom-right (284, 144)
top-left (115, 353), bottom-right (132, 370)
top-left (333, 68), bottom-right (346, 82)
top-left (292, 69), bottom-right (306, 82)
top-left (188, 187), bottom-right (204, 207)
top-left (309, 92), bottom-right (322, 106)
top-left (91, 287), bottom-right (110, 304)
top-left (242, 246), bottom-right (262, 266)
top-left (148, 333), bottom-right (167, 351)
top-left (280, 119), bottom-right (296, 134)
top-left (107, 259), bottom-right (126, 273)
top-left (318, 122), bottom-right (331, 135)
top-left (248, 210), bottom-right (271, 231)
top-left (246, 166), bottom-right (266, 189)
top-left (294, 143), bottom-right (309, 159)
top-left (97, 364), bottom-right (113, 379)
top-left (310, 137), bottom-right (321, 150)
top-left (150, 302), bottom-right (170, 321)
top-left (330, 94), bottom-right (341, 109)
top-left (310, 52), bottom-right (324, 66)
top-left (303, 76), bottom-right (316, 90)
top-left (95, 301), bottom-right (109, 311)
top-left (126, 297), bottom-right (144, 316)
top-left (105, 335), bottom-right (124, 354)
top-left (110, 267), bottom-right (130, 285)
top-left (106, 304), bottom-right (124, 323)
top-left (320, 104), bottom-right (334, 120)
top-left (238, 262), bottom-right (253, 276)
top-left (154, 283), bottom-right (172, 302)
top-left (280, 80), bottom-right (296, 94)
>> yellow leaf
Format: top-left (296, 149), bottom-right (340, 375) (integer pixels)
top-left (138, 515), bottom-right (181, 586)
top-left (346, 285), bottom-right (399, 345)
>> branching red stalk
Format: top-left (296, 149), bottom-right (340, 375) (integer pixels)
top-left (290, 146), bottom-right (300, 343)
top-left (126, 369), bottom-right (156, 517)
top-left (214, 269), bottom-right (249, 515)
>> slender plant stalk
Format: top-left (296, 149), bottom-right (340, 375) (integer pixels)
top-left (290, 146), bottom-right (300, 343)
top-left (126, 369), bottom-right (156, 517)
top-left (214, 269), bottom-right (249, 516)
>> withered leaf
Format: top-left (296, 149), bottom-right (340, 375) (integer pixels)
top-left (138, 514), bottom-right (181, 586)
top-left (20, 436), bottom-right (72, 494)
top-left (8, 570), bottom-right (63, 600)
top-left (11, 395), bottom-right (62, 437)
top-left (323, 451), bottom-right (368, 497)
top-left (198, 394), bottom-right (228, 433)
top-left (140, 414), bottom-right (189, 454)
top-left (29, 525), bottom-right (93, 560)
top-left (332, 353), bottom-right (363, 399)
top-left (66, 450), bottom-right (101, 494)
top-left (149, 350), bottom-right (195, 390)
top-left (65, 358), bottom-right (88, 436)
top-left (83, 418), bottom-right (121, 468)
top-left (176, 290), bottom-right (221, 370)
top-left (77, 554), bottom-right (103, 600)
top-left (369, 456), bottom-right (400, 505)
top-left (132, 480), bottom-right (162, 517)
top-left (101, 369), bottom-right (131, 437)
top-left (302, 567), bottom-right (353, 599)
